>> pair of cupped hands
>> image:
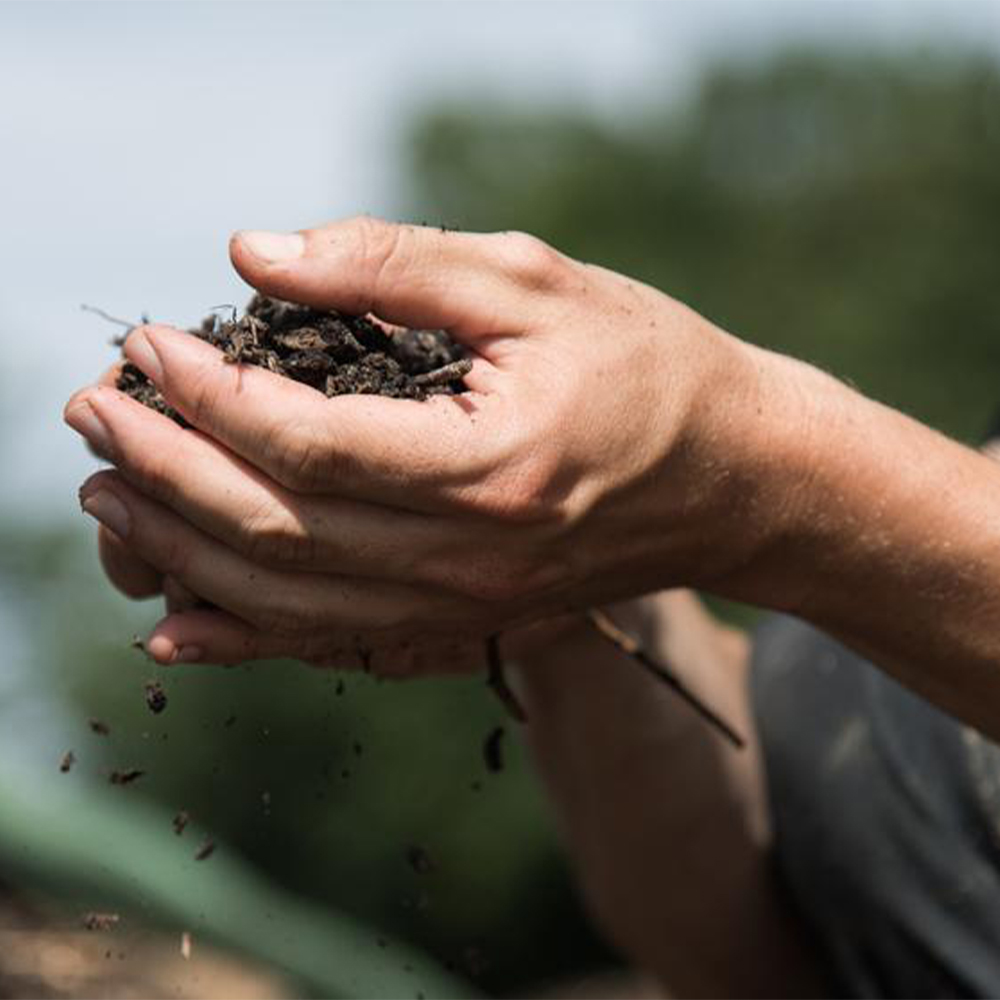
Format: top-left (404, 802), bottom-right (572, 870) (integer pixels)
top-left (65, 217), bottom-right (780, 676)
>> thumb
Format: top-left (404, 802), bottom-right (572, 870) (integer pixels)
top-left (229, 216), bottom-right (566, 340)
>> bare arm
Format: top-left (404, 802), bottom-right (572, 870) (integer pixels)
top-left (716, 348), bottom-right (1000, 737)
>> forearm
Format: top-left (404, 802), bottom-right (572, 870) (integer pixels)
top-left (513, 594), bottom-right (822, 997)
top-left (720, 345), bottom-right (1000, 737)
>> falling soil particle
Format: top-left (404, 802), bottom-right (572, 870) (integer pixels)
top-left (117, 294), bottom-right (471, 423)
top-left (194, 839), bottom-right (216, 861)
top-left (224, 714), bottom-right (237, 728)
top-left (109, 768), bottom-right (145, 786)
top-left (483, 726), bottom-right (506, 774)
top-left (352, 741), bottom-right (364, 757)
top-left (335, 679), bottom-right (346, 696)
top-left (82, 912), bottom-right (120, 931)
top-left (59, 751), bottom-right (76, 774)
top-left (88, 718), bottom-right (111, 736)
top-left (144, 679), bottom-right (167, 714)
top-left (172, 811), bottom-right (190, 836)
top-left (405, 846), bottom-right (435, 875)
top-left (406, 844), bottom-right (435, 875)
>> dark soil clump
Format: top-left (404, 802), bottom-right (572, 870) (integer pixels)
top-left (144, 680), bottom-right (167, 715)
top-left (483, 727), bottom-right (505, 774)
top-left (194, 838), bottom-right (216, 861)
top-left (405, 845), bottom-right (435, 875)
top-left (116, 294), bottom-right (471, 422)
top-left (109, 768), bottom-right (145, 786)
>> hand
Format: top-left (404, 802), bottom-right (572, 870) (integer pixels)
top-left (64, 217), bottom-right (792, 667)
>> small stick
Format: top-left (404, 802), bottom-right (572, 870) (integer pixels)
top-left (586, 609), bottom-right (745, 749)
top-left (80, 303), bottom-right (136, 329)
top-left (486, 634), bottom-right (527, 722)
top-left (412, 359), bottom-right (473, 388)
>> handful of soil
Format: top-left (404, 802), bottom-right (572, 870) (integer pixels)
top-left (116, 294), bottom-right (471, 423)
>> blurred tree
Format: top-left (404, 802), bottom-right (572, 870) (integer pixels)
top-left (406, 48), bottom-right (1000, 443)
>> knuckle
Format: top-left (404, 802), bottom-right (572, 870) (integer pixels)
top-left (469, 459), bottom-right (566, 526)
top-left (239, 504), bottom-right (317, 570)
top-left (185, 368), bottom-right (221, 430)
top-left (497, 231), bottom-right (570, 294)
top-left (271, 422), bottom-right (329, 492)
top-left (459, 563), bottom-right (526, 605)
top-left (350, 215), bottom-right (408, 293)
top-left (255, 602), bottom-right (309, 639)
top-left (123, 444), bottom-right (179, 507)
top-left (157, 532), bottom-right (193, 581)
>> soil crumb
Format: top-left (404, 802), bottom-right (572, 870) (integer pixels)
top-left (59, 750), bottom-right (76, 774)
top-left (116, 294), bottom-right (471, 422)
top-left (109, 768), bottom-right (145, 786)
top-left (82, 912), bottom-right (120, 931)
top-left (88, 718), bottom-right (111, 736)
top-left (483, 726), bottom-right (505, 774)
top-left (144, 679), bottom-right (167, 715)
top-left (406, 845), bottom-right (435, 875)
top-left (172, 810), bottom-right (190, 836)
top-left (194, 838), bottom-right (216, 861)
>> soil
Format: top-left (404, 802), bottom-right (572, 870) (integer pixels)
top-left (194, 839), bottom-right (216, 862)
top-left (172, 811), bottom-right (190, 836)
top-left (483, 727), bottom-right (505, 774)
top-left (109, 769), bottom-right (145, 786)
top-left (88, 718), bottom-right (111, 736)
top-left (405, 846), bottom-right (434, 875)
top-left (82, 912), bottom-right (120, 931)
top-left (59, 751), bottom-right (76, 774)
top-left (144, 680), bottom-right (168, 715)
top-left (116, 294), bottom-right (471, 421)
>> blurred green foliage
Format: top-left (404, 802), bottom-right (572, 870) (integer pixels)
top-left (2, 45), bottom-right (1000, 997)
top-left (408, 48), bottom-right (1000, 443)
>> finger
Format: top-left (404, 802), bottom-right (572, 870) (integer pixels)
top-left (78, 470), bottom-right (467, 635)
top-left (145, 609), bottom-right (312, 665)
top-left (229, 217), bottom-right (571, 338)
top-left (76, 384), bottom-right (469, 581)
top-left (67, 366), bottom-right (123, 461)
top-left (114, 326), bottom-right (500, 507)
top-left (163, 575), bottom-right (204, 614)
top-left (147, 608), bottom-right (392, 670)
top-left (97, 526), bottom-right (162, 598)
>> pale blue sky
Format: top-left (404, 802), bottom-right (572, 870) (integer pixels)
top-left (2, 0), bottom-right (999, 520)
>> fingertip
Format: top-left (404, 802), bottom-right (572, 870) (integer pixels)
top-left (146, 632), bottom-right (177, 664)
top-left (231, 230), bottom-right (305, 268)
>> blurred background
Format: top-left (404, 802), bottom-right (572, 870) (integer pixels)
top-left (2, 1), bottom-right (1000, 996)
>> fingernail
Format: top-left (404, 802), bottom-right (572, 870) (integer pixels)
top-left (239, 230), bottom-right (305, 263)
top-left (126, 329), bottom-right (164, 383)
top-left (81, 489), bottom-right (131, 539)
top-left (65, 400), bottom-right (115, 459)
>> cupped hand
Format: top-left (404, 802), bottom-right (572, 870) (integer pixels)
top-left (65, 217), bottom-right (780, 667)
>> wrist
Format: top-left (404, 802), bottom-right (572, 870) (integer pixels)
top-left (670, 335), bottom-right (823, 601)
